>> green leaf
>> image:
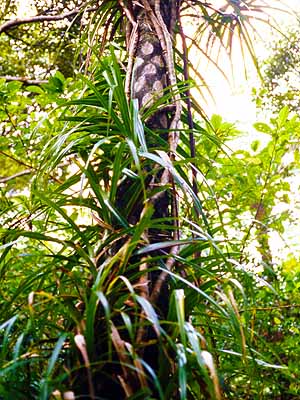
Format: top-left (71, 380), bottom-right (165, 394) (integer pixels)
top-left (277, 106), bottom-right (289, 128)
top-left (253, 122), bottom-right (272, 134)
top-left (26, 85), bottom-right (45, 94)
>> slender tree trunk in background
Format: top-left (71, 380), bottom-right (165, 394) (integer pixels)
top-left (252, 202), bottom-right (275, 280)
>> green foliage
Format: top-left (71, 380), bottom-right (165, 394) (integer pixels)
top-left (0, 1), bottom-right (299, 399)
top-left (191, 107), bottom-right (300, 398)
top-left (0, 69), bottom-right (82, 196)
top-left (1, 51), bottom-right (298, 398)
top-left (200, 107), bottom-right (300, 245)
top-left (254, 25), bottom-right (300, 114)
top-left (0, 1), bottom-right (84, 79)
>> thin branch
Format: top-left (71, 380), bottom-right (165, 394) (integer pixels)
top-left (0, 76), bottom-right (48, 85)
top-left (241, 304), bottom-right (300, 312)
top-left (0, 7), bottom-right (97, 35)
top-left (0, 150), bottom-right (33, 170)
top-left (0, 151), bottom-right (62, 184)
top-left (0, 169), bottom-right (32, 184)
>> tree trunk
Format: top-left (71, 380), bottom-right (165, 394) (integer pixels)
top-left (119, 0), bottom-right (178, 220)
top-left (118, 0), bottom-right (179, 268)
top-left (75, 2), bottom-right (180, 397)
top-left (116, 0), bottom-right (179, 380)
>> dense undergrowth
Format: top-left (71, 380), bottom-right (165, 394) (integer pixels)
top-left (0, 50), bottom-right (299, 399)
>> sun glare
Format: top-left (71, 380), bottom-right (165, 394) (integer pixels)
top-left (16, 0), bottom-right (36, 18)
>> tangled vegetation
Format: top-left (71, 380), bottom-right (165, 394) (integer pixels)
top-left (0, 1), bottom-right (299, 399)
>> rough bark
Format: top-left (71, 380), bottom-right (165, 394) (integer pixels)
top-left (118, 0), bottom-right (177, 223)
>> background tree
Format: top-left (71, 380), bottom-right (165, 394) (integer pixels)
top-left (0, 0), bottom-right (89, 79)
top-left (254, 23), bottom-right (300, 114)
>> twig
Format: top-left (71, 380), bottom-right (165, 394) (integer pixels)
top-left (241, 304), bottom-right (300, 312)
top-left (0, 150), bottom-right (33, 169)
top-left (0, 76), bottom-right (48, 85)
top-left (0, 151), bottom-right (62, 184)
top-left (0, 169), bottom-right (32, 184)
top-left (125, 21), bottom-right (139, 100)
top-left (118, 0), bottom-right (136, 27)
top-left (0, 7), bottom-right (97, 35)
